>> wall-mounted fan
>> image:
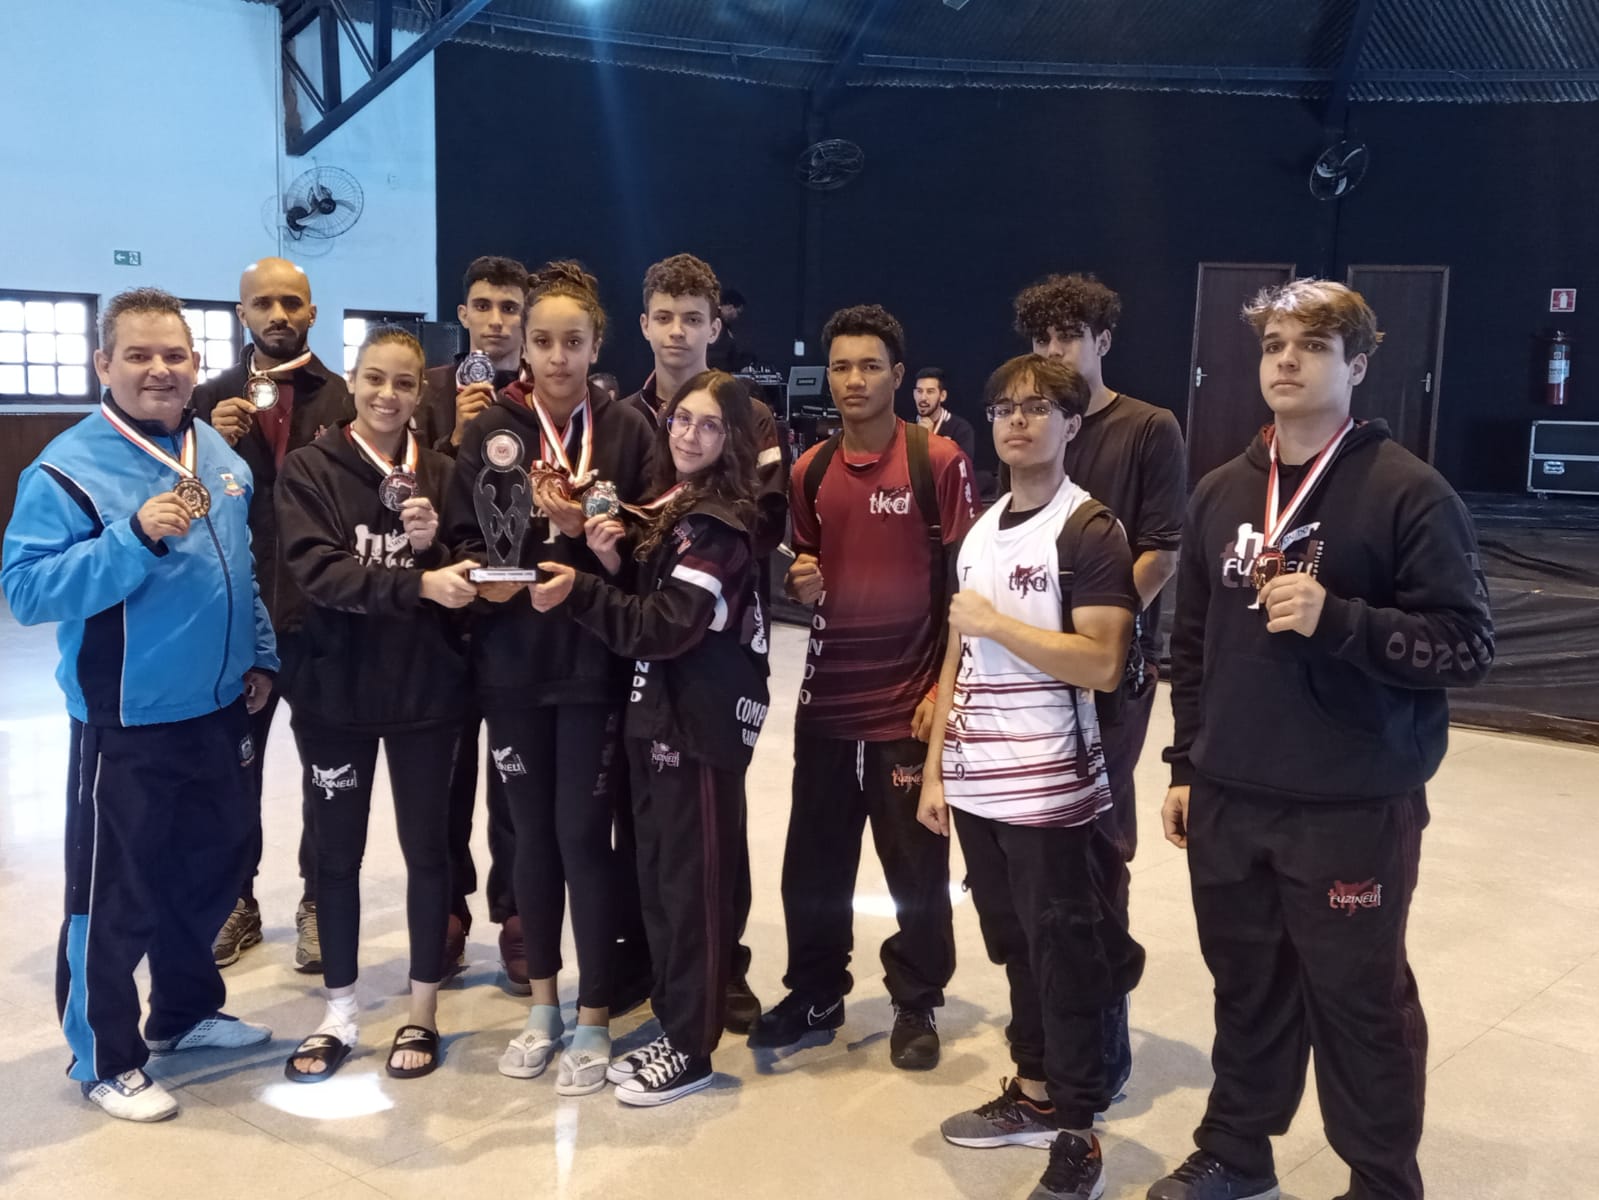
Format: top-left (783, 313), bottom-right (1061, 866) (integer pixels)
top-left (1309, 140), bottom-right (1370, 200)
top-left (797, 139), bottom-right (865, 191)
top-left (280, 165), bottom-right (364, 239)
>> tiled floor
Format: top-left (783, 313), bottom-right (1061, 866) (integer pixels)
top-left (2, 608), bottom-right (1595, 1200)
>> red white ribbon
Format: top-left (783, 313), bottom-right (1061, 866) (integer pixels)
top-left (246, 345), bottom-right (313, 378)
top-left (1263, 418), bottom-right (1355, 548)
top-left (347, 424), bottom-right (418, 478)
top-left (620, 482), bottom-right (686, 520)
top-left (527, 391), bottom-right (594, 486)
top-left (100, 401), bottom-right (198, 482)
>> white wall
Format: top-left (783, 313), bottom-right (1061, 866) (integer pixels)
top-left (0, 0), bottom-right (436, 379)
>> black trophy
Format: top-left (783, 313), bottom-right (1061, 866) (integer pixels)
top-left (469, 430), bottom-right (542, 582)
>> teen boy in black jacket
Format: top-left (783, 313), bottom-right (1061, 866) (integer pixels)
top-left (1150, 281), bottom-right (1493, 1200)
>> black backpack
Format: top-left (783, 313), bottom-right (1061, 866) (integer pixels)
top-left (1056, 497), bottom-right (1148, 727)
top-left (801, 421), bottom-right (947, 616)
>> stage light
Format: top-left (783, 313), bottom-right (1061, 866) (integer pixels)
top-left (944, 0), bottom-right (973, 9)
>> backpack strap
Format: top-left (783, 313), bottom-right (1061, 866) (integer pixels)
top-left (1054, 497), bottom-right (1111, 627)
top-left (904, 422), bottom-right (948, 619)
top-left (796, 431), bottom-right (844, 552)
top-left (1055, 496), bottom-right (1142, 727)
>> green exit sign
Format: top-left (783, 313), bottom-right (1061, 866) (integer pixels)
top-left (113, 250), bottom-right (142, 267)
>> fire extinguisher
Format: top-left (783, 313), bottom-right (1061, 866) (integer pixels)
top-left (1544, 330), bottom-right (1572, 406)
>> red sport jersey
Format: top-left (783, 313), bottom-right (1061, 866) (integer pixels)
top-left (790, 421), bottom-right (978, 741)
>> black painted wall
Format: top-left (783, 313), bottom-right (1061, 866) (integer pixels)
top-left (434, 46), bottom-right (807, 398)
top-left (436, 43), bottom-right (1599, 491)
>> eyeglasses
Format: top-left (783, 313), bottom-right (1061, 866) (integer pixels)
top-left (667, 412), bottom-right (726, 440)
top-left (985, 397), bottom-right (1060, 423)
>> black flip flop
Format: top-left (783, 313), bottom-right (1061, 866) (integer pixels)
top-left (284, 1034), bottom-right (353, 1083)
top-left (385, 1024), bottom-right (441, 1079)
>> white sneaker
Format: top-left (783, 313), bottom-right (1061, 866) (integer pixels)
top-left (555, 1043), bottom-right (611, 1096)
top-left (605, 1034), bottom-right (671, 1085)
top-left (147, 1015), bottom-right (272, 1053)
top-left (82, 1069), bottom-right (179, 1122)
top-left (498, 1029), bottom-right (560, 1079)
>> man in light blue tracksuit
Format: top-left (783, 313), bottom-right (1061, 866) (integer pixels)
top-left (1, 288), bottom-right (281, 1123)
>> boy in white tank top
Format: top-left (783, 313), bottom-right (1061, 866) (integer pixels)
top-left (918, 354), bottom-right (1145, 1200)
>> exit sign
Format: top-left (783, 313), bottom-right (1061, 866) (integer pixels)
top-left (113, 249), bottom-right (142, 267)
top-left (1551, 288), bottom-right (1577, 313)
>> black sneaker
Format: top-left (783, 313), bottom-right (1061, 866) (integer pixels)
top-left (941, 1077), bottom-right (1061, 1148)
top-left (746, 991), bottom-right (844, 1048)
top-left (724, 976), bottom-right (762, 1035)
top-left (213, 899), bottom-right (262, 968)
top-left (889, 1003), bottom-right (939, 1071)
top-left (1146, 1151), bottom-right (1280, 1200)
top-left (1030, 1131), bottom-right (1105, 1199)
top-left (605, 1034), bottom-right (671, 1086)
top-left (614, 1040), bottom-right (713, 1107)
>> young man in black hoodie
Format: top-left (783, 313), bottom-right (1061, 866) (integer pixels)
top-left (413, 254), bottom-right (529, 989)
top-left (195, 257), bottom-right (354, 973)
top-left (1149, 280), bottom-right (1493, 1200)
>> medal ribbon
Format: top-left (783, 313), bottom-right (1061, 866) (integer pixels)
top-left (1263, 418), bottom-right (1355, 548)
top-left (618, 482), bottom-right (687, 521)
top-left (528, 391), bottom-right (594, 485)
top-left (347, 425), bottom-right (418, 478)
top-left (100, 402), bottom-right (198, 482)
top-left (246, 345), bottom-right (314, 380)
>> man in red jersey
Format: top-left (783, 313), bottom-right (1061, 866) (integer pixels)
top-left (748, 304), bottom-right (977, 1071)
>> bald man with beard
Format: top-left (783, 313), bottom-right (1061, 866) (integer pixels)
top-left (194, 257), bottom-right (354, 972)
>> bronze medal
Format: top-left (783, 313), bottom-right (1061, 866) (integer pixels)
top-left (1250, 547), bottom-right (1286, 591)
top-left (174, 477), bottom-right (212, 519)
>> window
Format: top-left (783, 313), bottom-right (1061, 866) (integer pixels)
top-left (343, 309), bottom-right (425, 373)
top-left (0, 289), bottom-right (97, 403)
top-left (182, 301), bottom-right (243, 383)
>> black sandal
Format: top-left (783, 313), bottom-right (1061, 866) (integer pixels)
top-left (284, 1033), bottom-right (353, 1083)
top-left (385, 1024), bottom-right (441, 1079)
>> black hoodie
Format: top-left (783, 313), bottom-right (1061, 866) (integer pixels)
top-left (193, 350), bottom-right (354, 633)
top-left (565, 493), bottom-right (770, 770)
top-left (1165, 419), bottom-right (1494, 801)
top-left (443, 382), bottom-right (657, 709)
top-left (274, 423), bottom-right (468, 734)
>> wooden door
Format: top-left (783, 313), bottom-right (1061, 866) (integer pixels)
top-left (1345, 265), bottom-right (1449, 462)
top-left (1186, 262), bottom-right (1296, 484)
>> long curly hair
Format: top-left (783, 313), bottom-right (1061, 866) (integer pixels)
top-left (635, 370), bottom-right (759, 560)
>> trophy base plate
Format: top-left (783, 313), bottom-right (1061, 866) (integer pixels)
top-left (469, 566), bottom-right (546, 583)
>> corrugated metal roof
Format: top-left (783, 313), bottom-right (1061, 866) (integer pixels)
top-left (259, 0), bottom-right (1599, 102)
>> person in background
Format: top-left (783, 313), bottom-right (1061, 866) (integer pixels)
top-left (913, 366), bottom-right (977, 463)
top-left (196, 256), bottom-right (353, 975)
top-left (413, 254), bottom-right (529, 987)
